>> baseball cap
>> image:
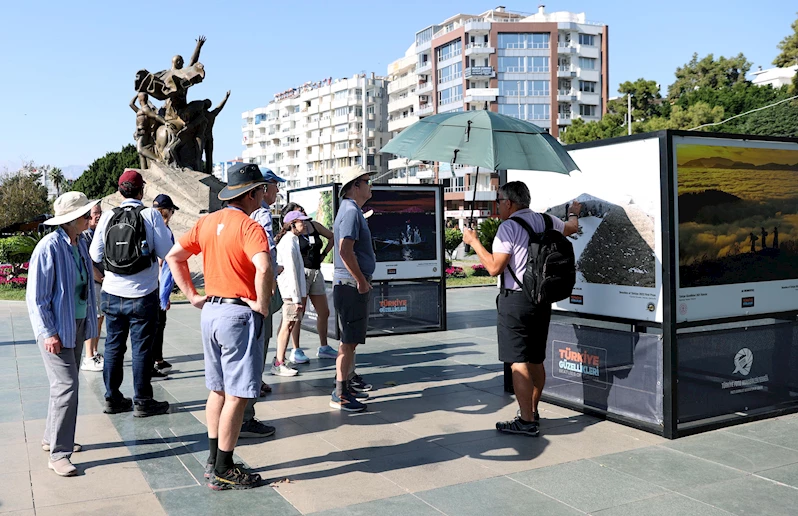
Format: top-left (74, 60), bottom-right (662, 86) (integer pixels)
top-left (153, 194), bottom-right (180, 211)
top-left (119, 169), bottom-right (145, 188)
top-left (261, 167), bottom-right (286, 183)
top-left (284, 210), bottom-right (311, 224)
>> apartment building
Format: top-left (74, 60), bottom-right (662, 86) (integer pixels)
top-left (385, 5), bottom-right (608, 223)
top-left (212, 157), bottom-right (243, 183)
top-left (241, 74), bottom-right (390, 193)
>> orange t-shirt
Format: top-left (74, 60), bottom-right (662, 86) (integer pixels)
top-left (179, 207), bottom-right (270, 300)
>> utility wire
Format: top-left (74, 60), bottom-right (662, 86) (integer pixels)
top-left (688, 94), bottom-right (798, 131)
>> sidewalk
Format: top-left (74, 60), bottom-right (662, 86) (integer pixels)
top-left (3, 290), bottom-right (798, 515)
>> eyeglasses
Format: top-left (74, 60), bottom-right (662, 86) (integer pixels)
top-left (497, 197), bottom-right (508, 203)
top-left (357, 177), bottom-right (373, 186)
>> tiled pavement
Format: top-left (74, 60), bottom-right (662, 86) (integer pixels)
top-left (3, 288), bottom-right (798, 515)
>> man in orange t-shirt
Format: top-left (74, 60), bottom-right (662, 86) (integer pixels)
top-left (166, 163), bottom-right (273, 491)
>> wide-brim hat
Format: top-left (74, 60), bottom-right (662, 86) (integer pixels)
top-left (219, 162), bottom-right (268, 201)
top-left (44, 192), bottom-right (100, 226)
top-left (338, 165), bottom-right (374, 197)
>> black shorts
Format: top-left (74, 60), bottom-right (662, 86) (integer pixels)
top-left (496, 291), bottom-right (551, 364)
top-left (334, 285), bottom-right (370, 344)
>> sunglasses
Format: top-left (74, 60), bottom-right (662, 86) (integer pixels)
top-left (357, 177), bottom-right (373, 186)
top-left (82, 212), bottom-right (91, 220)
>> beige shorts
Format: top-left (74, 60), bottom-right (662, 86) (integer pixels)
top-left (282, 301), bottom-right (303, 322)
top-left (304, 268), bottom-right (326, 296)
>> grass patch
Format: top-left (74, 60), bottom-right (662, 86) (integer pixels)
top-left (0, 285), bottom-right (27, 301)
top-left (170, 288), bottom-right (206, 302)
top-left (446, 261), bottom-right (496, 288)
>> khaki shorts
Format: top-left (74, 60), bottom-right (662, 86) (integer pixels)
top-left (282, 301), bottom-right (303, 322)
top-left (304, 268), bottom-right (326, 296)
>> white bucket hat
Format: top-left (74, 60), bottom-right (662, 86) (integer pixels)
top-left (44, 192), bottom-right (100, 226)
top-left (338, 165), bottom-right (374, 197)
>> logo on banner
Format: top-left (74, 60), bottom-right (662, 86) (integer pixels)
top-left (732, 348), bottom-right (754, 376)
top-left (569, 294), bottom-right (583, 305)
top-left (741, 297), bottom-right (755, 308)
top-left (379, 297), bottom-right (408, 313)
top-left (558, 346), bottom-right (601, 377)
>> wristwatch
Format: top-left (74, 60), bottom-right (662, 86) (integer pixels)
top-left (568, 213), bottom-right (578, 218)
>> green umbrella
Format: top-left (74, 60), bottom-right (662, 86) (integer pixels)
top-left (380, 111), bottom-right (579, 224)
top-left (380, 110), bottom-right (579, 174)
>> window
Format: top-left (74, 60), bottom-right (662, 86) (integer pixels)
top-left (497, 33), bottom-right (550, 49)
top-left (334, 124), bottom-right (347, 133)
top-left (439, 85), bottom-right (463, 105)
top-left (498, 80), bottom-right (549, 97)
top-left (579, 57), bottom-right (596, 70)
top-left (334, 90), bottom-right (347, 100)
top-left (578, 34), bottom-right (595, 46)
top-left (498, 56), bottom-right (524, 73)
top-left (437, 62), bottom-right (462, 84)
top-left (528, 57), bottom-right (549, 73)
top-left (579, 104), bottom-right (597, 116)
top-left (529, 104), bottom-right (550, 120)
top-left (529, 80), bottom-right (549, 96)
top-left (579, 81), bottom-right (596, 93)
top-left (334, 107), bottom-right (348, 117)
top-left (335, 142), bottom-right (348, 150)
top-left (498, 104), bottom-right (522, 119)
top-left (437, 39), bottom-right (462, 62)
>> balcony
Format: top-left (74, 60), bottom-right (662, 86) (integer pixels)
top-left (464, 66), bottom-right (495, 79)
top-left (417, 61), bottom-right (432, 74)
top-left (417, 80), bottom-right (433, 94)
top-left (418, 103), bottom-right (434, 116)
top-left (557, 65), bottom-right (576, 78)
top-left (557, 44), bottom-right (577, 55)
top-left (444, 184), bottom-right (497, 201)
top-left (465, 43), bottom-right (495, 56)
top-left (577, 90), bottom-right (600, 103)
top-left (557, 89), bottom-right (577, 102)
top-left (388, 113), bottom-right (419, 133)
top-left (463, 18), bottom-right (491, 32)
top-left (388, 94), bottom-right (415, 113)
top-left (557, 112), bottom-right (573, 125)
top-left (387, 74), bottom-right (417, 94)
top-left (388, 157), bottom-right (422, 170)
top-left (464, 87), bottom-right (498, 103)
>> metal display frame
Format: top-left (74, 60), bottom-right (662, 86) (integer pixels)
top-left (514, 130), bottom-right (798, 439)
top-left (287, 182), bottom-right (447, 339)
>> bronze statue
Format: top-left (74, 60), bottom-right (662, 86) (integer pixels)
top-left (132, 36), bottom-right (227, 171)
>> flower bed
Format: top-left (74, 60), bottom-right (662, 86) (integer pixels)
top-left (0, 263), bottom-right (28, 288)
top-left (445, 266), bottom-right (466, 279)
top-left (471, 264), bottom-right (490, 277)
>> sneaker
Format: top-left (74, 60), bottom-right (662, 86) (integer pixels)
top-left (496, 416), bottom-right (540, 437)
top-left (316, 345), bottom-right (338, 359)
top-left (208, 465), bottom-right (262, 491)
top-left (133, 399), bottom-right (170, 418)
top-left (154, 360), bottom-right (172, 374)
top-left (349, 389), bottom-right (369, 400)
top-left (204, 460), bottom-right (214, 480)
top-left (330, 390), bottom-right (367, 412)
top-left (239, 418), bottom-right (276, 438)
top-left (349, 374), bottom-right (372, 393)
top-left (80, 354), bottom-right (103, 372)
top-left (42, 442), bottom-right (82, 452)
top-left (288, 348), bottom-right (310, 364)
top-left (270, 361), bottom-right (298, 377)
top-left (104, 397), bottom-right (133, 414)
top-left (48, 457), bottom-right (77, 477)
top-left (151, 368), bottom-right (168, 379)
top-left (516, 409), bottom-right (541, 424)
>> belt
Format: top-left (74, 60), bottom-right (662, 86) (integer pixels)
top-left (334, 277), bottom-right (371, 288)
top-left (206, 296), bottom-right (249, 307)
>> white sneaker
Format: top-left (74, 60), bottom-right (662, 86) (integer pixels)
top-left (316, 345), bottom-right (338, 359)
top-left (270, 361), bottom-right (298, 377)
top-left (80, 354), bottom-right (103, 372)
top-left (288, 348), bottom-right (310, 364)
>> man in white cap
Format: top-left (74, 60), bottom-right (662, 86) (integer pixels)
top-left (27, 192), bottom-right (100, 476)
top-left (330, 165), bottom-right (375, 412)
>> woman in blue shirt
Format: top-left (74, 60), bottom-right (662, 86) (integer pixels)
top-left (26, 192), bottom-right (99, 477)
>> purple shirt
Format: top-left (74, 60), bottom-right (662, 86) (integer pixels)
top-left (492, 208), bottom-right (565, 291)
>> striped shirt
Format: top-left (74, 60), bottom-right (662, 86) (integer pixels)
top-left (26, 229), bottom-right (99, 348)
top-left (251, 205), bottom-right (279, 279)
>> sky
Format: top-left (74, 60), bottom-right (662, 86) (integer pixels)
top-left (0, 0), bottom-right (796, 177)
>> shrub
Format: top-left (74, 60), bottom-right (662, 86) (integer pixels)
top-left (445, 266), bottom-right (466, 279)
top-left (444, 228), bottom-right (463, 259)
top-left (478, 218), bottom-right (502, 252)
top-left (471, 263), bottom-right (490, 277)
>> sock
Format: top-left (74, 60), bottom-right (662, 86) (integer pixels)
top-left (335, 380), bottom-right (347, 398)
top-left (215, 449), bottom-right (235, 476)
top-left (518, 417), bottom-right (531, 425)
top-left (207, 437), bottom-right (218, 465)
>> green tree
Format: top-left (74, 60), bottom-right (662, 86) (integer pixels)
top-left (740, 98), bottom-right (798, 137)
top-left (560, 113), bottom-right (625, 144)
top-left (49, 167), bottom-right (65, 196)
top-left (617, 78), bottom-right (666, 122)
top-left (477, 218), bottom-right (502, 253)
top-left (669, 102), bottom-right (725, 130)
top-left (774, 13), bottom-right (798, 68)
top-left (668, 53), bottom-right (752, 99)
top-left (0, 170), bottom-right (50, 229)
top-left (444, 228), bottom-right (463, 259)
top-left (72, 144), bottom-right (139, 199)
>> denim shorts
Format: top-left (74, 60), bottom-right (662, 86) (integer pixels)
top-left (200, 303), bottom-right (264, 398)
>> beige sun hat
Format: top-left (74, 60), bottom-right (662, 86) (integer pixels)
top-left (44, 192), bottom-right (100, 226)
top-left (338, 165), bottom-right (374, 197)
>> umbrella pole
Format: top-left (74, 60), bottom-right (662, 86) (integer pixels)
top-left (469, 168), bottom-right (479, 229)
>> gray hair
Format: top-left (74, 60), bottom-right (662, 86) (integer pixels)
top-left (498, 181), bottom-right (530, 208)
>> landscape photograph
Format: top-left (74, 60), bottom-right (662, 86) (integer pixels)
top-left (677, 143), bottom-right (798, 288)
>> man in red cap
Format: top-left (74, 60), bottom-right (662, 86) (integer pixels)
top-left (89, 169), bottom-right (174, 418)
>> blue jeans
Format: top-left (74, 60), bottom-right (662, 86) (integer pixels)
top-left (101, 290), bottom-right (158, 402)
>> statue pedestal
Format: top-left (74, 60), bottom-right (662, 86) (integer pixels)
top-left (99, 163), bottom-right (225, 280)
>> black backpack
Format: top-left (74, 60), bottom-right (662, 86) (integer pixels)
top-left (504, 214), bottom-right (576, 305)
top-left (103, 206), bottom-right (154, 275)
